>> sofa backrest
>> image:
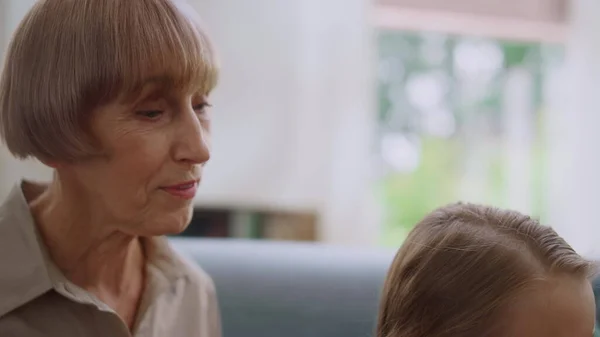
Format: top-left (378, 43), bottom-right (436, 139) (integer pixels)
top-left (171, 238), bottom-right (394, 337)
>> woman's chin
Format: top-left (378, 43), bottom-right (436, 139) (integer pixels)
top-left (140, 222), bottom-right (191, 237)
top-left (137, 209), bottom-right (194, 236)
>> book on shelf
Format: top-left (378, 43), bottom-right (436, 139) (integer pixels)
top-left (178, 208), bottom-right (317, 242)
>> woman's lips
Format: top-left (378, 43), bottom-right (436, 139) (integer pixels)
top-left (161, 181), bottom-right (198, 200)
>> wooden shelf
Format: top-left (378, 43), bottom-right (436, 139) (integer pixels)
top-left (179, 208), bottom-right (318, 242)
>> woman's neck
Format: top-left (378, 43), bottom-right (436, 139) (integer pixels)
top-left (25, 179), bottom-right (145, 304)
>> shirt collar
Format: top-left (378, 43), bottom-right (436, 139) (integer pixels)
top-left (0, 182), bottom-right (55, 317)
top-left (0, 180), bottom-right (190, 318)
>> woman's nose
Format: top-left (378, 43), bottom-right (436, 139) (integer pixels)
top-left (172, 110), bottom-right (211, 165)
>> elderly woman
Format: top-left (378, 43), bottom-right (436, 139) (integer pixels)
top-left (0, 0), bottom-right (220, 336)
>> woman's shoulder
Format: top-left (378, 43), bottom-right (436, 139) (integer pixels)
top-left (175, 248), bottom-right (217, 293)
top-left (144, 237), bottom-right (217, 295)
top-left (143, 237), bottom-right (221, 335)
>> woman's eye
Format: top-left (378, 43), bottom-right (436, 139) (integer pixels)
top-left (193, 103), bottom-right (212, 118)
top-left (136, 110), bottom-right (163, 119)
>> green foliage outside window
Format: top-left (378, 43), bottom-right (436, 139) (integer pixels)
top-left (377, 31), bottom-right (562, 247)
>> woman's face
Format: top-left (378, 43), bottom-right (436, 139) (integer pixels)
top-left (61, 82), bottom-right (211, 236)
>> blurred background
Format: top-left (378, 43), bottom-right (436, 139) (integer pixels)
top-left (1, 0), bottom-right (599, 255)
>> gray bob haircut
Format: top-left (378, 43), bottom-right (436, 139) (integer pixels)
top-left (0, 0), bottom-right (218, 162)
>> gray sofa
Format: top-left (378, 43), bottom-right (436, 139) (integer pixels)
top-left (171, 238), bottom-right (600, 337)
top-left (171, 238), bottom-right (395, 337)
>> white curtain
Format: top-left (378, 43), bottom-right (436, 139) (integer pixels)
top-left (546, 0), bottom-right (600, 257)
top-left (191, 0), bottom-right (378, 245)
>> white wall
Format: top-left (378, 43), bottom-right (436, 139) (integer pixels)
top-left (0, 0), bottom-right (379, 245)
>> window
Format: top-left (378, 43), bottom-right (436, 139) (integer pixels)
top-left (376, 30), bottom-right (564, 246)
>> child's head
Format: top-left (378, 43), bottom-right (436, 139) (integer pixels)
top-left (377, 203), bottom-right (596, 337)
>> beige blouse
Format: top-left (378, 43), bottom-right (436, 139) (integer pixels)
top-left (0, 182), bottom-right (222, 337)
